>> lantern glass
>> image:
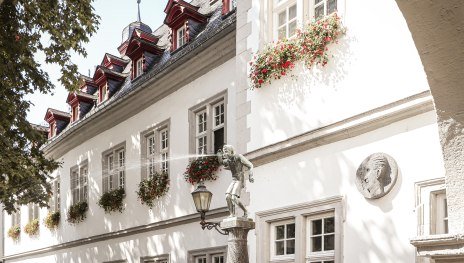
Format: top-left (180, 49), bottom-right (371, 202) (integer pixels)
top-left (191, 184), bottom-right (213, 213)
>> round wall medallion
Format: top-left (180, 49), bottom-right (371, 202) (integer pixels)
top-left (355, 153), bottom-right (398, 199)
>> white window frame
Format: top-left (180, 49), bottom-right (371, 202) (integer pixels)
top-left (11, 207), bottom-right (21, 228)
top-left (306, 212), bottom-right (336, 262)
top-left (273, 0), bottom-right (298, 40)
top-left (27, 203), bottom-right (40, 223)
top-left (431, 190), bottom-right (448, 235)
top-left (99, 83), bottom-right (108, 103)
top-left (50, 176), bottom-right (61, 212)
top-left (141, 120), bottom-right (170, 180)
top-left (256, 196), bottom-right (344, 263)
top-left (310, 0), bottom-right (338, 21)
top-left (102, 143), bottom-right (126, 193)
top-left (136, 57), bottom-right (144, 78)
top-left (189, 92), bottom-right (227, 155)
top-left (177, 25), bottom-right (186, 48)
top-left (140, 254), bottom-right (170, 263)
top-left (270, 219), bottom-right (296, 261)
top-left (188, 246), bottom-right (227, 263)
top-left (72, 104), bottom-right (79, 122)
top-left (415, 178), bottom-right (447, 236)
top-left (70, 162), bottom-right (89, 205)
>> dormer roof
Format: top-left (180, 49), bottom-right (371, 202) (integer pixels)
top-left (93, 66), bottom-right (129, 85)
top-left (125, 30), bottom-right (164, 58)
top-left (66, 91), bottom-right (96, 106)
top-left (101, 53), bottom-right (130, 68)
top-left (164, 0), bottom-right (208, 28)
top-left (79, 75), bottom-right (98, 93)
top-left (44, 108), bottom-right (71, 123)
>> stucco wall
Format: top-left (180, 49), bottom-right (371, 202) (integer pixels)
top-left (247, 0), bottom-right (431, 152)
top-left (247, 111), bottom-right (445, 263)
top-left (3, 57), bottom-right (236, 257)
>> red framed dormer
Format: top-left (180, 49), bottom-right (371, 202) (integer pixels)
top-left (93, 66), bottom-right (128, 104)
top-left (222, 0), bottom-right (236, 16)
top-left (101, 53), bottom-right (130, 73)
top-left (66, 91), bottom-right (96, 123)
top-left (79, 75), bottom-right (99, 95)
top-left (125, 28), bottom-right (164, 80)
top-left (44, 108), bottom-right (71, 139)
top-left (164, 0), bottom-right (208, 51)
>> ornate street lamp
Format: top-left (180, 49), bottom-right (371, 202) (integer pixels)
top-left (191, 184), bottom-right (228, 235)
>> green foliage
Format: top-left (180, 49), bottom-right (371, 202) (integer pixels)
top-left (0, 0), bottom-right (99, 214)
top-left (44, 211), bottom-right (60, 229)
top-left (184, 156), bottom-right (221, 185)
top-left (137, 172), bottom-right (170, 208)
top-left (7, 224), bottom-right (20, 240)
top-left (67, 201), bottom-right (88, 224)
top-left (98, 188), bottom-right (126, 213)
top-left (24, 218), bottom-right (39, 236)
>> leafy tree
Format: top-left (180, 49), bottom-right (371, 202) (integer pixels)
top-left (0, 0), bottom-right (99, 213)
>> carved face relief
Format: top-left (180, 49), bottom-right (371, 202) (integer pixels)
top-left (355, 153), bottom-right (398, 199)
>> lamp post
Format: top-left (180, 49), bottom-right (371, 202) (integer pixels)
top-left (191, 183), bottom-right (255, 263)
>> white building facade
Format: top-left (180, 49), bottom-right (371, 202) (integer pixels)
top-left (2, 0), bottom-right (452, 263)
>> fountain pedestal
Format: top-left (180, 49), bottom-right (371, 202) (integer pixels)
top-left (220, 217), bottom-right (255, 263)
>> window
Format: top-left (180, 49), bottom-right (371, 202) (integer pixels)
top-left (190, 94), bottom-right (226, 155)
top-left (266, 0), bottom-right (342, 43)
top-left (313, 0), bottom-right (337, 21)
top-left (415, 178), bottom-right (448, 235)
top-left (270, 220), bottom-right (295, 259)
top-left (431, 190), bottom-right (448, 234)
top-left (49, 122), bottom-right (55, 138)
top-left (177, 25), bottom-right (186, 48)
top-left (141, 121), bottom-right (170, 179)
top-left (70, 163), bottom-right (88, 205)
top-left (160, 128), bottom-right (169, 174)
top-left (99, 84), bottom-right (108, 103)
top-left (136, 57), bottom-right (144, 78)
top-left (274, 1), bottom-right (297, 40)
top-left (307, 212), bottom-right (335, 262)
top-left (72, 105), bottom-right (79, 122)
top-left (188, 246), bottom-right (227, 263)
top-left (28, 203), bottom-right (40, 222)
top-left (11, 208), bottom-right (20, 228)
top-left (50, 177), bottom-right (60, 212)
top-left (255, 196), bottom-right (343, 263)
top-left (102, 143), bottom-right (126, 193)
top-left (141, 256), bottom-right (169, 263)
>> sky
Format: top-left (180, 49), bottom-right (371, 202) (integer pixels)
top-left (26, 0), bottom-right (167, 125)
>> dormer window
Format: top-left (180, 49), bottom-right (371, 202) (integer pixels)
top-left (135, 57), bottom-right (144, 78)
top-left (72, 105), bottom-right (79, 122)
top-left (49, 122), bottom-right (55, 138)
top-left (177, 25), bottom-right (186, 48)
top-left (99, 84), bottom-right (108, 103)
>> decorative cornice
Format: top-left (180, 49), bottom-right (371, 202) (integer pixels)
top-left (411, 234), bottom-right (464, 259)
top-left (246, 90), bottom-right (434, 167)
top-left (1, 207), bottom-right (228, 261)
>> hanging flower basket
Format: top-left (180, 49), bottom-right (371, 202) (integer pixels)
top-left (184, 156), bottom-right (221, 185)
top-left (8, 224), bottom-right (20, 240)
top-left (98, 188), bottom-right (126, 214)
top-left (44, 211), bottom-right (60, 229)
top-left (24, 218), bottom-right (40, 236)
top-left (137, 172), bottom-right (170, 208)
top-left (67, 201), bottom-right (88, 224)
top-left (249, 13), bottom-right (345, 89)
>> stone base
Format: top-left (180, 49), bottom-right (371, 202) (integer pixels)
top-left (220, 217), bottom-right (255, 263)
top-left (411, 234), bottom-right (464, 263)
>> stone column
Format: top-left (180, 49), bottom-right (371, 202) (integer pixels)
top-left (220, 217), bottom-right (255, 263)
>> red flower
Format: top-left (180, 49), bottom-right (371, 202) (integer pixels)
top-left (261, 68), bottom-right (268, 74)
top-left (258, 79), bottom-right (264, 84)
top-left (281, 71), bottom-right (286, 76)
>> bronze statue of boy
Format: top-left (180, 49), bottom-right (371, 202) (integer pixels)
top-left (217, 145), bottom-right (254, 218)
